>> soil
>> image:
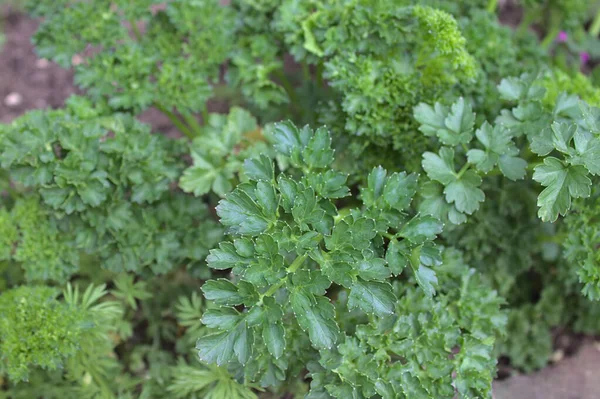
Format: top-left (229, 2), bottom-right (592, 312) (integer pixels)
top-left (1, 5), bottom-right (600, 399)
top-left (494, 340), bottom-right (600, 399)
top-left (0, 10), bottom-right (77, 123)
top-left (0, 6), bottom-right (179, 137)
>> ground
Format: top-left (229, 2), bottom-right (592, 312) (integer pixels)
top-left (1, 7), bottom-right (599, 399)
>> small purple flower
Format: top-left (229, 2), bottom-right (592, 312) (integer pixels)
top-left (580, 52), bottom-right (591, 65)
top-left (557, 31), bottom-right (568, 43)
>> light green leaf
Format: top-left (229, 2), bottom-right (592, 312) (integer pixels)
top-left (413, 264), bottom-right (437, 298)
top-left (244, 154), bottom-right (274, 182)
top-left (201, 308), bottom-right (240, 330)
top-left (216, 185), bottom-right (271, 235)
top-left (444, 170), bottom-right (484, 214)
top-left (422, 147), bottom-right (456, 185)
top-left (348, 279), bottom-right (396, 316)
top-left (533, 157), bottom-right (591, 222)
top-left (263, 322), bottom-right (285, 359)
top-left (498, 155), bottom-right (527, 181)
top-left (302, 126), bottom-right (334, 169)
top-left (202, 279), bottom-right (245, 306)
top-left (383, 172), bottom-right (418, 212)
top-left (290, 289), bottom-right (339, 350)
top-left (440, 97), bottom-right (475, 146)
top-left (399, 215), bottom-right (443, 244)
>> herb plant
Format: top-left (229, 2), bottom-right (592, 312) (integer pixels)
top-left (1, 0), bottom-right (600, 398)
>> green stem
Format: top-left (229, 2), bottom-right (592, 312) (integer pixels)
top-left (316, 62), bottom-right (325, 87)
top-left (180, 110), bottom-right (204, 136)
top-left (201, 104), bottom-right (210, 125)
top-left (129, 20), bottom-right (143, 41)
top-left (333, 207), bottom-right (352, 223)
top-left (541, 26), bottom-right (560, 50)
top-left (456, 163), bottom-right (470, 179)
top-left (527, 162), bottom-right (538, 172)
top-left (302, 63), bottom-right (311, 82)
top-left (154, 103), bottom-right (195, 139)
top-left (382, 232), bottom-right (396, 241)
top-left (260, 254), bottom-right (308, 300)
top-left (273, 69), bottom-right (299, 105)
top-left (287, 253), bottom-right (309, 274)
top-left (539, 233), bottom-right (567, 244)
top-left (590, 9), bottom-right (600, 36)
top-left (484, 169), bottom-right (503, 177)
top-left (487, 0), bottom-right (498, 13)
top-left (517, 10), bottom-right (536, 36)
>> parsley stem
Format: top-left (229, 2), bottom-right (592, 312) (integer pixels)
top-left (129, 20), bottom-right (143, 42)
top-left (316, 62), bottom-right (325, 87)
top-left (287, 253), bottom-right (308, 274)
top-left (201, 104), bottom-right (210, 125)
top-left (180, 110), bottom-right (204, 136)
top-left (273, 69), bottom-right (299, 107)
top-left (260, 254), bottom-right (308, 300)
top-left (154, 103), bottom-right (195, 139)
top-left (456, 163), bottom-right (470, 179)
top-left (486, 0), bottom-right (498, 13)
top-left (382, 232), bottom-right (396, 241)
top-left (517, 10), bottom-right (536, 36)
top-left (590, 10), bottom-right (600, 36)
top-left (541, 26), bottom-right (560, 50)
top-left (526, 163), bottom-right (538, 172)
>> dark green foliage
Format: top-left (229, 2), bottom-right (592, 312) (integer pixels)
top-left (0, 97), bottom-right (221, 279)
top-left (196, 122), bottom-right (504, 397)
top-left (28, 0), bottom-right (234, 115)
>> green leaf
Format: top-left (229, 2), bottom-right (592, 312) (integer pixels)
top-left (207, 242), bottom-right (249, 270)
top-left (244, 154), bottom-right (274, 182)
top-left (179, 152), bottom-right (229, 196)
top-left (498, 155), bottom-right (527, 181)
top-left (216, 185), bottom-right (272, 235)
top-left (414, 102), bottom-right (448, 137)
top-left (272, 121), bottom-right (301, 156)
top-left (255, 181), bottom-right (279, 217)
top-left (498, 77), bottom-right (525, 101)
top-left (180, 162), bottom-right (219, 196)
top-left (399, 215), bottom-right (443, 244)
top-left (570, 136), bottom-right (600, 176)
top-left (348, 279), bottom-right (396, 316)
top-left (386, 239), bottom-right (409, 275)
top-left (383, 172), bottom-right (418, 211)
top-left (533, 157), bottom-right (591, 222)
top-left (467, 122), bottom-right (526, 180)
top-left (196, 331), bottom-right (236, 366)
top-left (422, 148), bottom-right (456, 185)
top-left (305, 170), bottom-right (350, 199)
top-left (263, 322), bottom-right (286, 359)
top-left (413, 264), bottom-right (438, 298)
top-left (197, 323), bottom-right (251, 366)
top-left (444, 170), bottom-right (485, 215)
top-left (357, 257), bottom-right (390, 281)
top-left (440, 97), bottom-right (475, 146)
top-left (302, 127), bottom-right (334, 169)
top-left (292, 188), bottom-right (325, 231)
top-left (202, 279), bottom-right (244, 306)
top-left (201, 308), bottom-right (240, 330)
top-left (290, 289), bottom-right (339, 350)
top-left (233, 323), bottom-right (253, 365)
top-left (415, 98), bottom-right (474, 146)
